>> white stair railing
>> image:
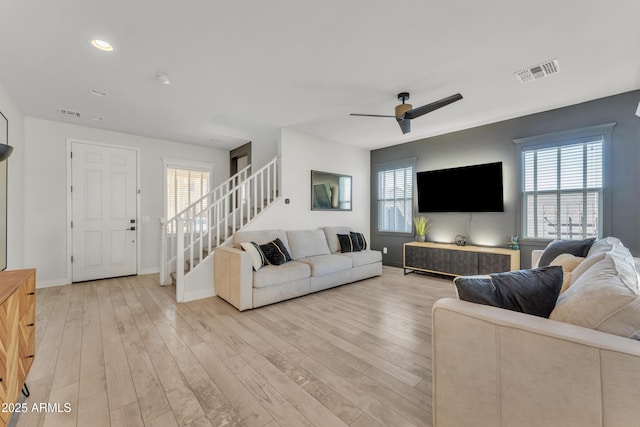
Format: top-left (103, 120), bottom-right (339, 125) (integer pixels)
top-left (160, 156), bottom-right (280, 301)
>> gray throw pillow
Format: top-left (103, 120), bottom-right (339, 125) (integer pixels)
top-left (454, 266), bottom-right (564, 318)
top-left (538, 238), bottom-right (595, 267)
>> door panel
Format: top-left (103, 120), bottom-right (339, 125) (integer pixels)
top-left (72, 142), bottom-right (137, 282)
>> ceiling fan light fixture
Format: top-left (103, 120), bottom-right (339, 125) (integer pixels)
top-left (349, 91), bottom-right (463, 134)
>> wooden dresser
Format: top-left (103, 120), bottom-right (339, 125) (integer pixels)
top-left (0, 269), bottom-right (35, 427)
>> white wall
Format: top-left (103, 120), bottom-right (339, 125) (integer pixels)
top-left (24, 117), bottom-right (229, 286)
top-left (0, 81), bottom-right (25, 269)
top-left (245, 128), bottom-right (370, 236)
top-left (250, 133), bottom-right (279, 171)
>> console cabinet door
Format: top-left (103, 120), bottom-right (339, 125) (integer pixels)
top-left (479, 253), bottom-right (511, 275)
top-left (450, 250), bottom-right (479, 276)
top-left (404, 246), bottom-right (427, 270)
top-left (425, 248), bottom-right (450, 273)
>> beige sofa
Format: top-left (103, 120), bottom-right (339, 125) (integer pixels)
top-left (214, 226), bottom-right (382, 311)
top-left (432, 237), bottom-right (640, 427)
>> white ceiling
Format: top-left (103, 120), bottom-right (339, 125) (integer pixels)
top-left (1, 0), bottom-right (639, 151)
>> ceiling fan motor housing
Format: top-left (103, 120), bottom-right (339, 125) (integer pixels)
top-left (395, 103), bottom-right (412, 117)
top-left (395, 92), bottom-right (412, 117)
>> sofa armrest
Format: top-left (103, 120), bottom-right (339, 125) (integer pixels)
top-left (432, 298), bottom-right (640, 427)
top-left (531, 249), bottom-right (544, 267)
top-left (214, 245), bottom-right (253, 311)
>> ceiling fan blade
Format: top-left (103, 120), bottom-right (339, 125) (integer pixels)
top-left (396, 118), bottom-right (411, 134)
top-left (403, 93), bottom-right (463, 120)
top-left (350, 113), bottom-right (398, 118)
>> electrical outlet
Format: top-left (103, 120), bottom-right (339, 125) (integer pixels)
top-left (383, 247), bottom-right (388, 254)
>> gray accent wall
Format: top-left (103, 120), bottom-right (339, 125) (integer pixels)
top-left (371, 90), bottom-right (640, 268)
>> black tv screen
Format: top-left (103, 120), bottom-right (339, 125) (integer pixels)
top-left (417, 162), bottom-right (504, 212)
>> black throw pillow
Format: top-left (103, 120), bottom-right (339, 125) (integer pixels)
top-left (453, 266), bottom-right (563, 318)
top-left (350, 232), bottom-right (368, 250)
top-left (259, 238), bottom-right (292, 266)
top-left (337, 233), bottom-right (362, 253)
top-left (538, 238), bottom-right (595, 267)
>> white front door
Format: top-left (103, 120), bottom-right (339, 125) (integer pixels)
top-left (71, 142), bottom-right (138, 282)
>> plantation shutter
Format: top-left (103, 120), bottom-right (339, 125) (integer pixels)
top-left (375, 159), bottom-right (415, 233)
top-left (522, 137), bottom-right (603, 239)
top-left (166, 167), bottom-right (210, 221)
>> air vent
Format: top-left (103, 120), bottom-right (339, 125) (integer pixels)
top-left (59, 108), bottom-right (81, 118)
top-left (515, 59), bottom-right (560, 84)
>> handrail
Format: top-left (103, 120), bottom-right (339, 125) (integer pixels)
top-left (167, 163), bottom-right (252, 225)
top-left (160, 156), bottom-right (280, 301)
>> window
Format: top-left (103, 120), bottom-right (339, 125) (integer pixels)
top-left (519, 126), bottom-right (610, 240)
top-left (375, 160), bottom-right (415, 233)
top-left (165, 162), bottom-right (212, 232)
top-left (338, 176), bottom-right (351, 210)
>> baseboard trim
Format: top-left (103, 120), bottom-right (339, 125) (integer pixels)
top-left (139, 267), bottom-right (159, 275)
top-left (183, 288), bottom-right (216, 302)
top-left (37, 278), bottom-right (71, 289)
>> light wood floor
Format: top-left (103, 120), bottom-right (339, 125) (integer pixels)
top-left (12, 266), bottom-right (456, 427)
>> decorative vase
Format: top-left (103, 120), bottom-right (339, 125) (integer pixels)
top-left (455, 235), bottom-right (467, 246)
top-left (416, 235), bottom-right (426, 242)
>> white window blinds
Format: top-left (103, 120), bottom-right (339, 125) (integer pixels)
top-left (376, 162), bottom-right (414, 233)
top-left (166, 167), bottom-right (210, 220)
top-left (522, 137), bottom-right (603, 239)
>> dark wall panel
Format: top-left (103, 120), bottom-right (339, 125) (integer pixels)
top-left (371, 90), bottom-right (640, 268)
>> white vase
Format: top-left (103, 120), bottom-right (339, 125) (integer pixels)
top-left (416, 235), bottom-right (426, 242)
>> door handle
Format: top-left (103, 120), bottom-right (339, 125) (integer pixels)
top-left (125, 226), bottom-right (136, 231)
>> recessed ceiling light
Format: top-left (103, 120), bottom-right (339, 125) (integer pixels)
top-left (91, 39), bottom-right (113, 52)
top-left (90, 115), bottom-right (103, 121)
top-left (89, 89), bottom-right (108, 97)
top-left (155, 73), bottom-right (171, 85)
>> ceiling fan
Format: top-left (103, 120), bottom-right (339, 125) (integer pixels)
top-left (350, 92), bottom-right (463, 134)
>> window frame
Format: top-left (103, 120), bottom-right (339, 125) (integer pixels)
top-left (373, 157), bottom-right (417, 236)
top-left (514, 123), bottom-right (615, 243)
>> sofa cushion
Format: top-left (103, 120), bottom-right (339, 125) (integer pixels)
top-left (587, 236), bottom-right (624, 258)
top-left (286, 229), bottom-right (331, 260)
top-left (569, 237), bottom-right (625, 286)
top-left (322, 226), bottom-right (353, 253)
top-left (337, 233), bottom-right (362, 253)
top-left (538, 238), bottom-right (595, 267)
top-left (260, 238), bottom-right (292, 266)
top-left (253, 261), bottom-right (311, 288)
top-left (339, 250), bottom-right (382, 268)
top-left (454, 266), bottom-right (564, 318)
top-left (550, 254), bottom-right (585, 293)
top-left (240, 241), bottom-right (268, 271)
top-left (550, 248), bottom-right (640, 340)
top-left (298, 254), bottom-right (352, 277)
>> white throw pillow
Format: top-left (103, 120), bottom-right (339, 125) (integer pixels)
top-left (550, 254), bottom-right (584, 293)
top-left (587, 236), bottom-right (624, 258)
top-left (240, 241), bottom-right (268, 271)
top-left (550, 249), bottom-right (640, 340)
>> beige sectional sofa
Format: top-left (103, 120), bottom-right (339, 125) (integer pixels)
top-left (432, 237), bottom-right (640, 427)
top-left (214, 226), bottom-right (382, 311)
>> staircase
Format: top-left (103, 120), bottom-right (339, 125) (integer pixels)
top-left (160, 156), bottom-right (280, 302)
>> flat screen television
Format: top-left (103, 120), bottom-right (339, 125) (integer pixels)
top-left (417, 162), bottom-right (504, 212)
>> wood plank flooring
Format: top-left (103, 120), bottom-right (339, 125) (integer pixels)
top-left (11, 266), bottom-right (456, 427)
